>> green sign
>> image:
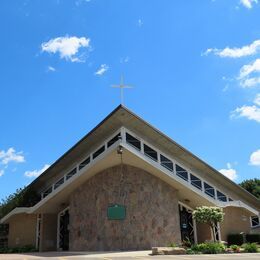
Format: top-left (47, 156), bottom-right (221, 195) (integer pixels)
top-left (107, 204), bottom-right (126, 220)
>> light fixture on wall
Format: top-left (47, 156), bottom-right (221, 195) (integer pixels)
top-left (117, 145), bottom-right (123, 155)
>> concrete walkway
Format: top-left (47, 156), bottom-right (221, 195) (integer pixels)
top-left (0, 251), bottom-right (260, 259)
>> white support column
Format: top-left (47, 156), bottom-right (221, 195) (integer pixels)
top-left (120, 127), bottom-right (126, 143)
top-left (193, 218), bottom-right (198, 244)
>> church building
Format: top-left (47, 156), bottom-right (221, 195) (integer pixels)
top-left (1, 105), bottom-right (259, 251)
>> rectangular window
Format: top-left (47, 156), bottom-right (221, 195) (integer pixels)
top-left (93, 145), bottom-right (105, 160)
top-left (126, 132), bottom-right (141, 150)
top-left (176, 164), bottom-right (188, 181)
top-left (54, 177), bottom-right (64, 190)
top-left (217, 190), bottom-right (227, 202)
top-left (66, 168), bottom-right (77, 180)
top-left (204, 182), bottom-right (215, 198)
top-left (42, 186), bottom-right (52, 198)
top-left (160, 154), bottom-right (173, 171)
top-left (190, 174), bottom-right (202, 190)
top-left (107, 133), bottom-right (121, 148)
top-left (251, 216), bottom-right (260, 227)
top-left (79, 156), bottom-right (90, 171)
top-left (144, 144), bottom-right (158, 161)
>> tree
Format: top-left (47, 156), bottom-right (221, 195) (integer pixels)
top-left (193, 206), bottom-right (224, 242)
top-left (239, 178), bottom-right (260, 199)
top-left (0, 187), bottom-right (40, 219)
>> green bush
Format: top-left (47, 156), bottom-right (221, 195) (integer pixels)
top-left (242, 243), bottom-right (258, 253)
top-left (191, 242), bottom-right (225, 254)
top-left (0, 245), bottom-right (37, 254)
top-left (246, 234), bottom-right (260, 244)
top-left (227, 234), bottom-right (244, 246)
top-left (186, 248), bottom-right (197, 254)
top-left (230, 244), bottom-right (240, 252)
top-left (168, 242), bottom-right (177, 247)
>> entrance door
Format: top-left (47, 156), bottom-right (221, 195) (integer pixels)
top-left (58, 208), bottom-right (70, 251)
top-left (179, 204), bottom-right (195, 244)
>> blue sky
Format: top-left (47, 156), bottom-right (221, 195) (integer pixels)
top-left (0, 0), bottom-right (260, 200)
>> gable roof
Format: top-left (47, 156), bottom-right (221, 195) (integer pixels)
top-left (28, 104), bottom-right (259, 209)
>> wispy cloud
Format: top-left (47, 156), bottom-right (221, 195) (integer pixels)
top-left (249, 149), bottom-right (260, 166)
top-left (24, 164), bottom-right (50, 178)
top-left (239, 58), bottom-right (260, 78)
top-left (240, 0), bottom-right (258, 9)
top-left (231, 103), bottom-right (260, 123)
top-left (75, 0), bottom-right (91, 6)
top-left (95, 64), bottom-right (109, 76)
top-left (41, 36), bottom-right (91, 62)
top-left (238, 59), bottom-right (260, 88)
top-left (0, 170), bottom-right (4, 177)
top-left (219, 163), bottom-right (238, 181)
top-left (47, 66), bottom-right (56, 72)
top-left (120, 56), bottom-right (130, 63)
top-left (254, 93), bottom-right (260, 105)
top-left (204, 39), bottom-right (260, 58)
top-left (0, 148), bottom-right (25, 165)
top-left (138, 19), bottom-right (143, 27)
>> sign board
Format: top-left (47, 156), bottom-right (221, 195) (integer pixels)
top-left (107, 204), bottom-right (126, 220)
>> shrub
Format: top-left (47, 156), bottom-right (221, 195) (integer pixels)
top-left (191, 242), bottom-right (225, 254)
top-left (186, 248), bottom-right (196, 254)
top-left (168, 242), bottom-right (177, 248)
top-left (242, 243), bottom-right (258, 253)
top-left (230, 244), bottom-right (240, 252)
top-left (246, 234), bottom-right (260, 244)
top-left (0, 245), bottom-right (37, 254)
top-left (227, 234), bottom-right (244, 246)
top-left (182, 238), bottom-right (192, 248)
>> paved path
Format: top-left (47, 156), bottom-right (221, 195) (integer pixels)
top-left (0, 251), bottom-right (259, 260)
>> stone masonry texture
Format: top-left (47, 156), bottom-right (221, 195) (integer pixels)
top-left (69, 164), bottom-right (181, 251)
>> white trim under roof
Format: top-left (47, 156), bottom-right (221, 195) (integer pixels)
top-left (1, 127), bottom-right (259, 224)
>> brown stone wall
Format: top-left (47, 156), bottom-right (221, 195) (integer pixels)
top-left (8, 214), bottom-right (37, 248)
top-left (40, 214), bottom-right (57, 251)
top-left (69, 164), bottom-right (181, 251)
top-left (220, 207), bottom-right (252, 242)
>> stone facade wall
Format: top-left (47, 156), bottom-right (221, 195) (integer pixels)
top-left (69, 164), bottom-right (181, 251)
top-left (8, 214), bottom-right (37, 248)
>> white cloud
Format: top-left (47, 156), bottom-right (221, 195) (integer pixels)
top-left (237, 59), bottom-right (260, 88)
top-left (24, 164), bottom-right (50, 178)
top-left (47, 66), bottom-right (56, 72)
top-left (0, 148), bottom-right (25, 165)
top-left (204, 40), bottom-right (260, 58)
top-left (120, 56), bottom-right (130, 63)
top-left (240, 0), bottom-right (258, 9)
top-left (231, 105), bottom-right (260, 123)
top-left (95, 64), bottom-right (109, 76)
top-left (240, 77), bottom-right (260, 88)
top-left (0, 170), bottom-right (4, 177)
top-left (219, 163), bottom-right (238, 181)
top-left (239, 58), bottom-right (260, 78)
top-left (138, 19), bottom-right (143, 27)
top-left (41, 36), bottom-right (90, 62)
top-left (254, 93), bottom-right (260, 105)
top-left (249, 149), bottom-right (260, 166)
top-left (75, 0), bottom-right (91, 6)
